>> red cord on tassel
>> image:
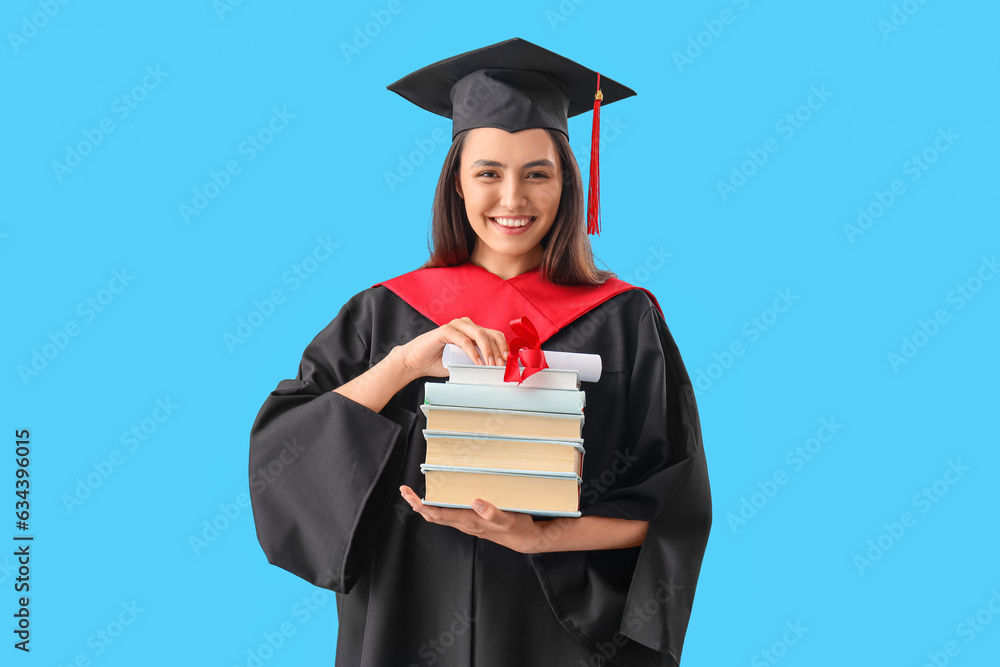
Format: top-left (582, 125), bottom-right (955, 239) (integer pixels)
top-left (587, 72), bottom-right (602, 236)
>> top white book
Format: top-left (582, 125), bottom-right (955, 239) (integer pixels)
top-left (441, 343), bottom-right (602, 383)
top-left (446, 363), bottom-right (579, 390)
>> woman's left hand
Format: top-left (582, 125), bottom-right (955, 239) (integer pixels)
top-left (399, 485), bottom-right (543, 554)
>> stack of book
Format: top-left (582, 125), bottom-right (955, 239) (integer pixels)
top-left (419, 358), bottom-right (587, 517)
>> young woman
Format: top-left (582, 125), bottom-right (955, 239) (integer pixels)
top-left (250, 38), bottom-right (711, 666)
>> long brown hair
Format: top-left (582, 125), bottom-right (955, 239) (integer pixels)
top-left (420, 128), bottom-right (614, 286)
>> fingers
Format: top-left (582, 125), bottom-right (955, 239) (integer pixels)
top-left (401, 316), bottom-right (507, 379)
top-left (399, 485), bottom-right (458, 525)
top-left (471, 498), bottom-right (505, 526)
top-left (492, 331), bottom-right (510, 365)
top-left (400, 487), bottom-right (538, 551)
top-left (399, 486), bottom-right (507, 533)
top-left (473, 328), bottom-right (508, 367)
top-left (408, 498), bottom-right (473, 529)
top-left (449, 319), bottom-right (492, 366)
top-left (446, 318), bottom-right (509, 367)
top-left (400, 486), bottom-right (444, 525)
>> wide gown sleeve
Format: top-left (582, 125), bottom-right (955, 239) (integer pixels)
top-left (528, 301), bottom-right (712, 667)
top-left (248, 296), bottom-right (418, 594)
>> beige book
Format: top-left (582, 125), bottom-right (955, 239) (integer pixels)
top-left (419, 404), bottom-right (583, 440)
top-left (422, 430), bottom-right (584, 475)
top-left (421, 465), bottom-right (581, 516)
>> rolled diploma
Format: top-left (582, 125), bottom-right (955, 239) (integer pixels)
top-left (441, 343), bottom-right (602, 382)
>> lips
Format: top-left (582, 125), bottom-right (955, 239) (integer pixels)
top-left (489, 216), bottom-right (536, 230)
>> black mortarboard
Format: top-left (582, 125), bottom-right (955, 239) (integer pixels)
top-left (386, 37), bottom-right (636, 236)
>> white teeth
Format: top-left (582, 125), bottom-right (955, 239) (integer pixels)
top-left (492, 217), bottom-right (533, 227)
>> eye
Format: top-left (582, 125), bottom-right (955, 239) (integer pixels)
top-left (476, 170), bottom-right (499, 179)
top-left (526, 171), bottom-right (551, 179)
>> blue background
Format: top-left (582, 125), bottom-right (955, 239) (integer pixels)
top-left (3, 0), bottom-right (998, 665)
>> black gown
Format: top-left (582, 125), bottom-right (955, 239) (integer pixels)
top-left (249, 277), bottom-right (711, 666)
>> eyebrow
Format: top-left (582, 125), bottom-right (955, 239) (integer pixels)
top-left (469, 159), bottom-right (557, 169)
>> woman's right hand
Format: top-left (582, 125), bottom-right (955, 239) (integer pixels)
top-left (395, 317), bottom-right (509, 379)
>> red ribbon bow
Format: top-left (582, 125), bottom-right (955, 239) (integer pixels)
top-left (504, 316), bottom-right (549, 385)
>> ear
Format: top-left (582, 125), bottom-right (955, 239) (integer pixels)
top-left (454, 172), bottom-right (464, 200)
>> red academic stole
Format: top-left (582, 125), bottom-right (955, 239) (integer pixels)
top-left (373, 262), bottom-right (662, 345)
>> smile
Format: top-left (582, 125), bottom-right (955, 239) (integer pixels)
top-left (489, 216), bottom-right (536, 231)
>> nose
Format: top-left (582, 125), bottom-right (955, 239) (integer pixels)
top-left (499, 176), bottom-right (527, 211)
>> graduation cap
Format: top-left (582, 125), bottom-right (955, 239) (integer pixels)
top-left (386, 37), bottom-right (636, 236)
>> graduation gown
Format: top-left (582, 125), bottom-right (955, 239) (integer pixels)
top-left (249, 262), bottom-right (711, 666)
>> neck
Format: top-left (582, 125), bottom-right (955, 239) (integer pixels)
top-left (468, 247), bottom-right (543, 281)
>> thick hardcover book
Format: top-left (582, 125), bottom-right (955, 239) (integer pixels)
top-left (422, 430), bottom-right (584, 475)
top-left (420, 464), bottom-right (582, 516)
top-left (419, 404), bottom-right (584, 440)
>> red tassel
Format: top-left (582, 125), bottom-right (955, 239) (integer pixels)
top-left (587, 73), bottom-right (602, 236)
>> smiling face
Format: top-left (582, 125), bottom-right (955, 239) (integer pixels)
top-left (455, 127), bottom-right (563, 279)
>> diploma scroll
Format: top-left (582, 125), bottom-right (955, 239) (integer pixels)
top-left (441, 343), bottom-right (602, 382)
